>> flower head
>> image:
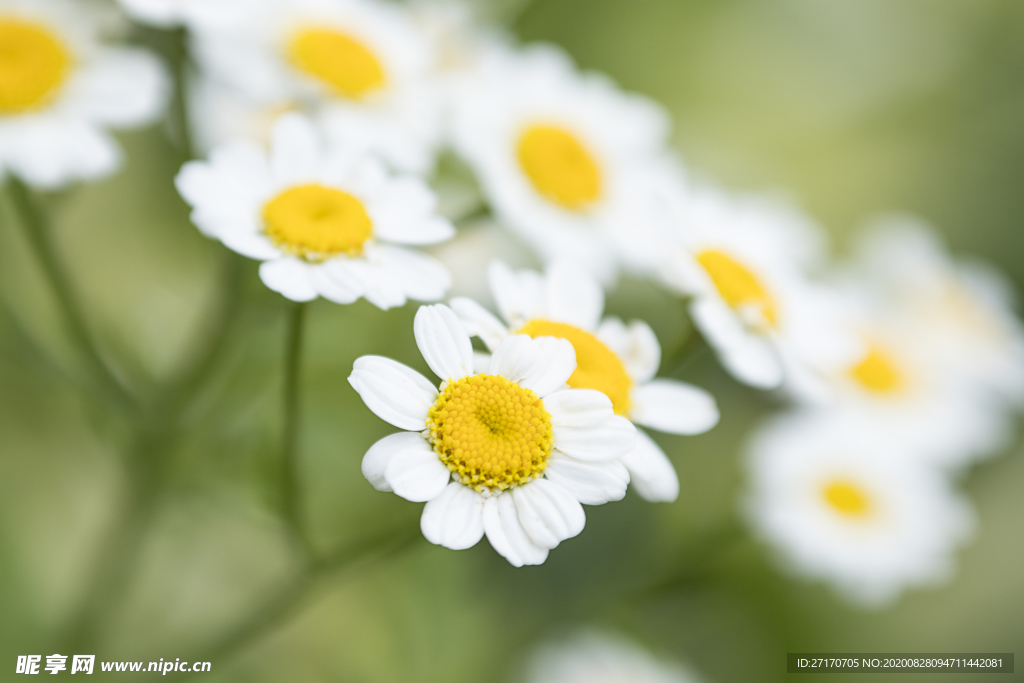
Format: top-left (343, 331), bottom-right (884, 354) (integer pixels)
top-left (451, 260), bottom-right (719, 502)
top-left (0, 0), bottom-right (167, 187)
top-left (176, 112), bottom-right (454, 309)
top-left (349, 303), bottom-right (637, 566)
top-left (525, 631), bottom-right (703, 683)
top-left (654, 183), bottom-right (854, 394)
top-left (189, 0), bottom-right (443, 173)
top-left (453, 44), bottom-right (672, 284)
top-left (745, 411), bottom-right (975, 606)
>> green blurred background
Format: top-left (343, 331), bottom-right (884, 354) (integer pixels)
top-left (1, 0), bottom-right (1022, 681)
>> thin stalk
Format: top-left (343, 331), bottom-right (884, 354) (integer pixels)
top-left (662, 326), bottom-right (708, 378)
top-left (281, 301), bottom-right (308, 549)
top-left (169, 26), bottom-right (195, 161)
top-left (5, 177), bottom-right (134, 411)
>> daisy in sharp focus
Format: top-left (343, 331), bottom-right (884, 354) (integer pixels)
top-left (654, 183), bottom-right (854, 395)
top-left (451, 260), bottom-right (720, 502)
top-left (176, 112), bottom-right (454, 309)
top-left (745, 411), bottom-right (975, 607)
top-left (0, 0), bottom-right (167, 188)
top-left (188, 0), bottom-right (442, 174)
top-left (854, 216), bottom-right (1024, 410)
top-left (452, 43), bottom-right (672, 284)
top-left (525, 631), bottom-right (705, 683)
top-left (349, 304), bottom-right (637, 566)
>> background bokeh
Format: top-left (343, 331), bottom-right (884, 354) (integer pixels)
top-left (1, 0), bottom-right (1022, 681)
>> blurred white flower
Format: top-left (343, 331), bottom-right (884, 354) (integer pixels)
top-left (451, 260), bottom-right (720, 502)
top-left (348, 304), bottom-right (637, 566)
top-left (0, 0), bottom-right (167, 188)
top-left (654, 183), bottom-right (854, 393)
top-left (175, 113), bottom-right (453, 309)
top-left (745, 411), bottom-right (975, 607)
top-left (452, 43), bottom-right (672, 284)
top-left (525, 631), bottom-right (703, 683)
top-left (855, 216), bottom-right (1024, 410)
top-left (187, 74), bottom-right (294, 154)
top-left (115, 0), bottom-right (239, 28)
top-left (188, 0), bottom-right (443, 173)
top-left (809, 278), bottom-right (1011, 470)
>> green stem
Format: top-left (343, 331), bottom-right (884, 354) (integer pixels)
top-left (661, 326), bottom-right (708, 378)
top-left (4, 177), bottom-right (134, 411)
top-left (281, 301), bottom-right (308, 549)
top-left (169, 26), bottom-right (195, 161)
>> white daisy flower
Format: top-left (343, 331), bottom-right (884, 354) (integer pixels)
top-left (175, 112), bottom-right (454, 309)
top-left (654, 183), bottom-right (854, 394)
top-left (745, 411), bottom-right (975, 607)
top-left (525, 631), bottom-right (704, 683)
top-left (451, 260), bottom-right (720, 502)
top-left (348, 304), bottom-right (637, 567)
top-left (189, 0), bottom-right (442, 174)
top-left (452, 43), bottom-right (672, 284)
top-left (854, 216), bottom-right (1024, 409)
top-left (0, 0), bottom-right (167, 188)
top-left (813, 271), bottom-right (1011, 470)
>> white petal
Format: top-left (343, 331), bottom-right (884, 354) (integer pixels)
top-left (720, 338), bottom-right (784, 389)
top-left (544, 452), bottom-right (630, 505)
top-left (348, 356), bottom-right (438, 431)
top-left (258, 259), bottom-right (318, 302)
top-left (373, 245), bottom-right (452, 304)
top-left (489, 336), bottom-right (576, 398)
top-left (270, 113), bottom-right (320, 186)
top-left (511, 479), bottom-right (585, 549)
top-left (65, 48), bottom-right (167, 126)
top-left (483, 494), bottom-right (549, 567)
top-left (420, 483), bottom-right (485, 550)
top-left (544, 388), bottom-right (616, 427)
top-left (548, 394), bottom-right (636, 462)
top-left (414, 304), bottom-right (473, 382)
top-left (489, 260), bottom-right (545, 328)
top-left (384, 445), bottom-right (451, 503)
top-left (597, 318), bottom-right (661, 383)
top-left (621, 429), bottom-right (679, 503)
top-left (362, 432), bottom-right (428, 492)
top-left (544, 260), bottom-right (604, 331)
top-left (629, 380), bottom-right (720, 435)
top-left (450, 297), bottom-right (510, 351)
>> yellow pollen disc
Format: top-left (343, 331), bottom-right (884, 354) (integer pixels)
top-left (262, 184), bottom-right (372, 260)
top-left (428, 374), bottom-right (554, 492)
top-left (516, 124), bottom-right (602, 210)
top-left (696, 249), bottom-right (779, 328)
top-left (518, 319), bottom-right (633, 416)
top-left (288, 27), bottom-right (386, 99)
top-left (822, 480), bottom-right (872, 518)
top-left (848, 343), bottom-right (903, 394)
top-left (0, 16), bottom-right (71, 114)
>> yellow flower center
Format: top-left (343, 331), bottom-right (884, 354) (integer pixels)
top-left (262, 184), bottom-right (372, 260)
top-left (822, 480), bottom-right (872, 518)
top-left (516, 124), bottom-right (602, 210)
top-left (0, 16), bottom-right (71, 114)
top-left (428, 374), bottom-right (554, 492)
top-left (696, 249), bottom-right (779, 328)
top-left (848, 343), bottom-right (903, 395)
top-left (518, 319), bottom-right (633, 416)
top-left (288, 27), bottom-right (386, 99)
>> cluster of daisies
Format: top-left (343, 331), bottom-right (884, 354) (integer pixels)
top-left (5, 0), bottom-right (1023, 608)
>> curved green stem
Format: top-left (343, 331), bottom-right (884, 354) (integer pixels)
top-left (662, 325), bottom-right (708, 378)
top-left (5, 177), bottom-right (134, 411)
top-left (169, 26), bottom-right (196, 161)
top-left (281, 301), bottom-right (309, 550)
